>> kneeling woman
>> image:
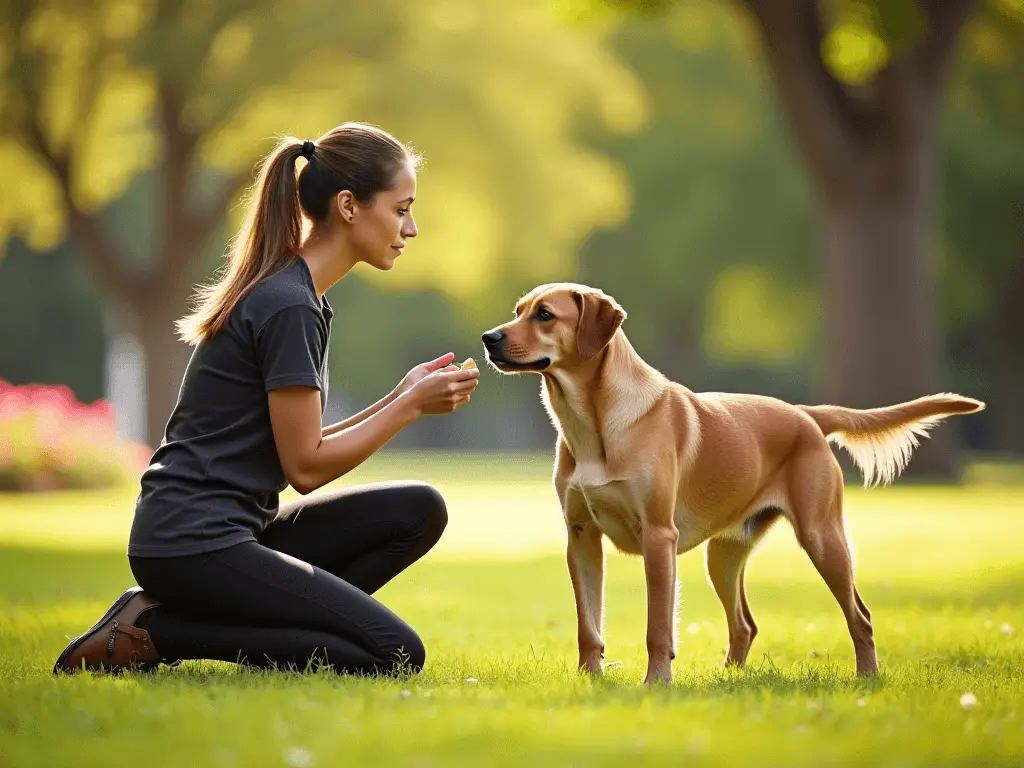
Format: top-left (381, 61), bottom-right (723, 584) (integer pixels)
top-left (54, 123), bottom-right (480, 676)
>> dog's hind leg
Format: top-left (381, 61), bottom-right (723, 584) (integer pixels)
top-left (706, 510), bottom-right (779, 668)
top-left (790, 455), bottom-right (878, 677)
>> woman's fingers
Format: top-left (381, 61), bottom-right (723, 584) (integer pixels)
top-left (425, 352), bottom-right (456, 371)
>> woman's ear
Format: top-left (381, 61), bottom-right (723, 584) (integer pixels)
top-left (335, 191), bottom-right (357, 224)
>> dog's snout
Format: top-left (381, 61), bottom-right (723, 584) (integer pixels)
top-left (482, 331), bottom-right (505, 347)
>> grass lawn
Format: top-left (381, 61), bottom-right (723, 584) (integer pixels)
top-left (1, 451), bottom-right (1022, 767)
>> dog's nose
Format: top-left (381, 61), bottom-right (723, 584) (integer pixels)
top-left (482, 331), bottom-right (505, 347)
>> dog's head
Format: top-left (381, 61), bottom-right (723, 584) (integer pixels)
top-left (481, 283), bottom-right (626, 375)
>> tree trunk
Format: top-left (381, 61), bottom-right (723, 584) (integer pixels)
top-left (740, 1), bottom-right (979, 482)
top-left (135, 296), bottom-right (195, 448)
top-left (992, 347), bottom-right (1024, 456)
top-left (991, 260), bottom-right (1024, 455)
top-left (657, 303), bottom-right (701, 385)
top-left (821, 138), bottom-right (962, 480)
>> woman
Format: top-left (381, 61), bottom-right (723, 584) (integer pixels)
top-left (54, 122), bottom-right (480, 677)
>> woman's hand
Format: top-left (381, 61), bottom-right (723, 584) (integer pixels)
top-left (394, 353), bottom-right (459, 399)
top-left (403, 366), bottom-right (480, 416)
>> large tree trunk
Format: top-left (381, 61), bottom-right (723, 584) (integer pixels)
top-left (992, 345), bottom-right (1024, 457)
top-left (742, 0), bottom-right (978, 481)
top-left (135, 297), bottom-right (195, 448)
top-left (821, 137), bottom-right (960, 478)
top-left (991, 259), bottom-right (1024, 455)
top-left (23, 72), bottom-right (243, 450)
top-left (657, 302), bottom-right (701, 385)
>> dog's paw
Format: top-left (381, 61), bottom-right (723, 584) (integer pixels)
top-left (642, 663), bottom-right (673, 687)
top-left (642, 672), bottom-right (673, 687)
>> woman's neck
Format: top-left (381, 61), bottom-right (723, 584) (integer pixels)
top-left (298, 227), bottom-right (357, 299)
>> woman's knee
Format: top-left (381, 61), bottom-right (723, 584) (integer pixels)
top-left (382, 626), bottom-right (426, 674)
top-left (406, 482), bottom-right (448, 546)
top-left (399, 631), bottom-right (427, 673)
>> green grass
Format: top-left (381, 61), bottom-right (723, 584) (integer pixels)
top-left (1, 451), bottom-right (1022, 767)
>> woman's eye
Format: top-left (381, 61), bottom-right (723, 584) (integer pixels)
top-left (397, 208), bottom-right (408, 216)
top-left (536, 309), bottom-right (553, 322)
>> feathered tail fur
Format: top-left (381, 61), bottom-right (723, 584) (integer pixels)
top-left (799, 393), bottom-right (985, 487)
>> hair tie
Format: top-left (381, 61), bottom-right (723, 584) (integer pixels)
top-left (300, 140), bottom-right (315, 160)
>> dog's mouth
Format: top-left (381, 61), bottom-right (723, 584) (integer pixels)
top-left (485, 353), bottom-right (551, 373)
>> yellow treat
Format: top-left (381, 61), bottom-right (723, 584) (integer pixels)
top-left (460, 358), bottom-right (477, 370)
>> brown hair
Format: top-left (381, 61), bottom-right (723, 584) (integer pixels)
top-left (176, 122), bottom-right (422, 345)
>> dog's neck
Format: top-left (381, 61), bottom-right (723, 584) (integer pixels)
top-left (541, 331), bottom-right (669, 465)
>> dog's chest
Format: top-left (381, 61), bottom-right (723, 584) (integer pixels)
top-left (570, 462), bottom-right (645, 554)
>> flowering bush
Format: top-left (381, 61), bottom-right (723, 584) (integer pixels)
top-left (0, 379), bottom-right (151, 492)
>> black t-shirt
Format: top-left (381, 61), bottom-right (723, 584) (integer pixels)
top-left (128, 257), bottom-right (333, 557)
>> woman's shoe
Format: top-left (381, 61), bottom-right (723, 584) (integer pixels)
top-left (53, 587), bottom-right (163, 674)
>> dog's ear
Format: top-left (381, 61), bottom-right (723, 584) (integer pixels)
top-left (572, 290), bottom-right (626, 360)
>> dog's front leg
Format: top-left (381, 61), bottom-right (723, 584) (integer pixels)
top-left (564, 490), bottom-right (605, 675)
top-left (641, 523), bottom-right (678, 685)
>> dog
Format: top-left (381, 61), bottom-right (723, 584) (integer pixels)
top-left (482, 283), bottom-right (984, 685)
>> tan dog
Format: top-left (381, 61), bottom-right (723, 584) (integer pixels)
top-left (482, 283), bottom-right (984, 685)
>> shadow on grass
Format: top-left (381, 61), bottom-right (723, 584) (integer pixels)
top-left (5, 545), bottom-right (1022, 613)
top-left (596, 657), bottom-right (888, 700)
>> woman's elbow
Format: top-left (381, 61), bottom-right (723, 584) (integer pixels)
top-left (283, 461), bottom-right (321, 496)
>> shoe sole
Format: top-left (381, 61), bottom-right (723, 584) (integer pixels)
top-left (53, 586), bottom-right (145, 675)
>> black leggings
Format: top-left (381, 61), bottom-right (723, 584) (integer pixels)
top-left (129, 481), bottom-right (447, 676)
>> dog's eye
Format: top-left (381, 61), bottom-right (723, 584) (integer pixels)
top-left (536, 308), bottom-right (554, 322)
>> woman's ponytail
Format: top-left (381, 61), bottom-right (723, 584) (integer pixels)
top-left (176, 138), bottom-right (305, 345)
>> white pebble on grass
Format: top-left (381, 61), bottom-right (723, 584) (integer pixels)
top-left (400, 689), bottom-right (412, 698)
top-left (960, 693), bottom-right (979, 710)
top-left (284, 747), bottom-right (313, 768)
top-left (465, 677), bottom-right (478, 684)
top-left (856, 698), bottom-right (867, 708)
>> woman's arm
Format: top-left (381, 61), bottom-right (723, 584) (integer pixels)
top-left (270, 367), bottom-right (478, 494)
top-left (322, 353), bottom-right (459, 437)
top-left (321, 389), bottom-right (400, 438)
top-left (271, 387), bottom-right (418, 494)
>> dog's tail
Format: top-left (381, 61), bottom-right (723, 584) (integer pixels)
top-left (798, 393), bottom-right (985, 487)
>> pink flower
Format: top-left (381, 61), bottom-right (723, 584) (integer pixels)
top-left (0, 381), bottom-right (144, 490)
top-left (0, 391), bottom-right (29, 422)
top-left (87, 400), bottom-right (114, 422)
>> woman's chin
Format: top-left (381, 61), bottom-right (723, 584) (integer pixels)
top-left (365, 255), bottom-right (398, 271)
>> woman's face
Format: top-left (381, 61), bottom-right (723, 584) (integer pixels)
top-left (348, 161), bottom-right (419, 271)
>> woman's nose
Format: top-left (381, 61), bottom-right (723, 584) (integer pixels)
top-left (403, 214), bottom-right (418, 238)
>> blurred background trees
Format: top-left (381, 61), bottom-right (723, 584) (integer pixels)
top-left (2, 0), bottom-right (1021, 482)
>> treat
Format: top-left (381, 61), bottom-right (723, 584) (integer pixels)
top-left (460, 358), bottom-right (477, 371)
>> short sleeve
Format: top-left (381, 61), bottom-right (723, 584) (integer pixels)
top-left (255, 305), bottom-right (324, 392)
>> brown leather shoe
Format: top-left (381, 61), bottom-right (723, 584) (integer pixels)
top-left (53, 587), bottom-right (163, 674)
